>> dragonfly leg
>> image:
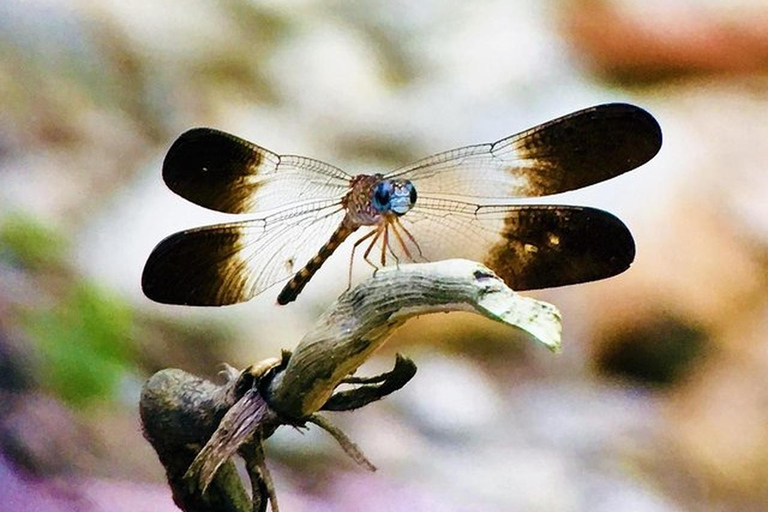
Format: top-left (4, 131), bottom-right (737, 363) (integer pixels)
top-left (397, 218), bottom-right (424, 261)
top-left (387, 241), bottom-right (401, 267)
top-left (390, 218), bottom-right (416, 264)
top-left (380, 223), bottom-right (389, 266)
top-left (361, 227), bottom-right (384, 271)
top-left (379, 222), bottom-right (404, 267)
top-left (349, 228), bottom-right (379, 290)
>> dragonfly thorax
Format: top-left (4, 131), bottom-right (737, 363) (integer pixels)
top-left (371, 179), bottom-right (417, 216)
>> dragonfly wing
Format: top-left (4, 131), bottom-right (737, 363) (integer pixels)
top-left (386, 103), bottom-right (661, 198)
top-left (477, 204), bottom-right (635, 290)
top-left (142, 199), bottom-right (347, 305)
top-left (163, 128), bottom-right (353, 214)
top-left (384, 199), bottom-right (635, 291)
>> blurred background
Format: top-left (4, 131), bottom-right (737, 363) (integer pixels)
top-left (2, 0), bottom-right (768, 510)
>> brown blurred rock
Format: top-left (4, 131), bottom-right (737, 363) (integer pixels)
top-left (561, 1), bottom-right (768, 83)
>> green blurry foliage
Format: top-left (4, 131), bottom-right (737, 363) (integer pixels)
top-left (1, 213), bottom-right (137, 406)
top-left (23, 282), bottom-right (137, 407)
top-left (0, 213), bottom-right (66, 270)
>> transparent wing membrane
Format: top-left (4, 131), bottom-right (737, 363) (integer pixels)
top-left (381, 200), bottom-right (636, 291)
top-left (142, 199), bottom-right (347, 305)
top-left (386, 103), bottom-right (661, 199)
top-left (163, 128), bottom-right (352, 214)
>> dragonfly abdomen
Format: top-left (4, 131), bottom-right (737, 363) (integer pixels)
top-left (277, 221), bottom-right (356, 305)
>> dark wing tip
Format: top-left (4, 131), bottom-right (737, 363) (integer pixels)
top-left (141, 228), bottom-right (253, 306)
top-left (569, 103), bottom-right (662, 175)
top-left (162, 127), bottom-right (220, 187)
top-left (162, 128), bottom-right (264, 214)
top-left (580, 206), bottom-right (636, 278)
top-left (512, 103), bottom-right (662, 197)
top-left (560, 206), bottom-right (637, 285)
top-left (601, 103), bottom-right (663, 168)
top-left (558, 206), bottom-right (636, 286)
top-left (485, 206), bottom-right (636, 291)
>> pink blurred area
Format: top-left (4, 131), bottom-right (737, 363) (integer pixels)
top-left (1, 452), bottom-right (179, 512)
top-left (2, 0), bottom-right (768, 510)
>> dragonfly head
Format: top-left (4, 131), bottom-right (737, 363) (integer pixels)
top-left (372, 179), bottom-right (417, 216)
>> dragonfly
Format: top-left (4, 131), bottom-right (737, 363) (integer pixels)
top-left (142, 103), bottom-right (662, 306)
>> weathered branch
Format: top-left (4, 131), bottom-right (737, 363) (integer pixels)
top-left (266, 259), bottom-right (561, 419)
top-left (140, 369), bottom-right (253, 512)
top-left (140, 259), bottom-right (562, 512)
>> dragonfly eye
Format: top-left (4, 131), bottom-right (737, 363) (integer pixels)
top-left (372, 182), bottom-right (393, 212)
top-left (408, 182), bottom-right (417, 205)
top-left (390, 181), bottom-right (416, 216)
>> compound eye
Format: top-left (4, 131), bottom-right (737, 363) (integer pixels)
top-left (372, 182), bottom-right (392, 211)
top-left (408, 183), bottom-right (417, 205)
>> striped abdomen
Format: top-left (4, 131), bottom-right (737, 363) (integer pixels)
top-left (277, 221), bottom-right (356, 305)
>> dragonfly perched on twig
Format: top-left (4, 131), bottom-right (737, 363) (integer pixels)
top-left (142, 103), bottom-right (661, 306)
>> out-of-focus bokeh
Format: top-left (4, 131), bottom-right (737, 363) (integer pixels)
top-left (2, 0), bottom-right (768, 510)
